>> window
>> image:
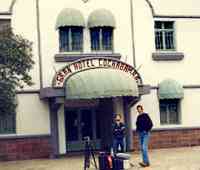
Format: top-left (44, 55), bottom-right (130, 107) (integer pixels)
top-left (159, 99), bottom-right (180, 125)
top-left (59, 26), bottom-right (83, 52)
top-left (0, 114), bottom-right (16, 134)
top-left (155, 21), bottom-right (175, 50)
top-left (90, 27), bottom-right (113, 51)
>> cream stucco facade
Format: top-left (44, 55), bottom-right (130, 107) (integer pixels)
top-left (1, 0), bottom-right (200, 157)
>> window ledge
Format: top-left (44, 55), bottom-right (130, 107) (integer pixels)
top-left (54, 53), bottom-right (121, 62)
top-left (152, 52), bottom-right (184, 61)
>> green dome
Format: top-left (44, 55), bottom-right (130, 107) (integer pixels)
top-left (65, 69), bottom-right (138, 100)
top-left (55, 8), bottom-right (85, 29)
top-left (88, 9), bottom-right (116, 28)
top-left (158, 79), bottom-right (184, 99)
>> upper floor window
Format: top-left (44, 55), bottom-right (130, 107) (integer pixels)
top-left (55, 8), bottom-right (85, 52)
top-left (159, 99), bottom-right (180, 125)
top-left (155, 21), bottom-right (175, 51)
top-left (90, 27), bottom-right (113, 51)
top-left (88, 9), bottom-right (116, 52)
top-left (59, 26), bottom-right (83, 52)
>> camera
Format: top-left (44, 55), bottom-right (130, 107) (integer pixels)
top-left (83, 136), bottom-right (90, 142)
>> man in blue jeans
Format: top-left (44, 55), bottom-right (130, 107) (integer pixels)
top-left (136, 105), bottom-right (153, 167)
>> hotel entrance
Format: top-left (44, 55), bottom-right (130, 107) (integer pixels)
top-left (65, 108), bottom-right (101, 152)
top-left (40, 57), bottom-right (146, 157)
top-left (64, 98), bottom-right (114, 152)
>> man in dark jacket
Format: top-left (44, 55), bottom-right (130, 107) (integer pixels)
top-left (136, 105), bottom-right (153, 167)
top-left (112, 114), bottom-right (126, 153)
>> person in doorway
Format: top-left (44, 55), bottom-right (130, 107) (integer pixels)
top-left (112, 114), bottom-right (126, 153)
top-left (136, 105), bottom-right (153, 168)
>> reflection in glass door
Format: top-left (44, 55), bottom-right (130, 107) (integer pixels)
top-left (65, 108), bottom-right (101, 152)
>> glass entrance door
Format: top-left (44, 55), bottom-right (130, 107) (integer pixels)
top-left (65, 108), bottom-right (101, 152)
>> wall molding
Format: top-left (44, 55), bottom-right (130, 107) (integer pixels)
top-left (145, 0), bottom-right (155, 16)
top-left (0, 134), bottom-right (50, 140)
top-left (16, 90), bottom-right (40, 94)
top-left (152, 52), bottom-right (184, 61)
top-left (54, 53), bottom-right (121, 62)
top-left (154, 15), bottom-right (200, 19)
top-left (145, 0), bottom-right (200, 20)
top-left (133, 126), bottom-right (200, 132)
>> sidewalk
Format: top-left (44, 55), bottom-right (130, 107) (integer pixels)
top-left (0, 146), bottom-right (200, 170)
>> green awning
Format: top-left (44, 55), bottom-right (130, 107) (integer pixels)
top-left (158, 79), bottom-right (184, 99)
top-left (55, 8), bottom-right (85, 29)
top-left (65, 69), bottom-right (138, 100)
top-left (88, 9), bottom-right (116, 28)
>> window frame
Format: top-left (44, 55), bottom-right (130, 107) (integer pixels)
top-left (154, 21), bottom-right (176, 51)
top-left (59, 26), bottom-right (84, 52)
top-left (159, 99), bottom-right (181, 125)
top-left (90, 27), bottom-right (114, 52)
top-left (0, 113), bottom-right (16, 134)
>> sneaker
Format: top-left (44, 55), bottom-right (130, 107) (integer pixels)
top-left (139, 162), bottom-right (150, 167)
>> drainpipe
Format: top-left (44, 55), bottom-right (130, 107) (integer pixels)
top-left (129, 0), bottom-right (136, 68)
top-left (36, 0), bottom-right (43, 89)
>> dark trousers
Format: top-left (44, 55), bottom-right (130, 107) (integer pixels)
top-left (113, 138), bottom-right (124, 153)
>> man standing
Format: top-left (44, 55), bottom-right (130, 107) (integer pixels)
top-left (136, 105), bottom-right (153, 167)
top-left (112, 114), bottom-right (126, 153)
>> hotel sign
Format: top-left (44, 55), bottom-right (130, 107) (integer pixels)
top-left (53, 57), bottom-right (142, 87)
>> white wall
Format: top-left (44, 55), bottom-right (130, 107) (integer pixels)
top-left (11, 0), bottom-right (200, 87)
top-left (9, 0), bottom-right (200, 136)
top-left (37, 0), bottom-right (134, 87)
top-left (12, 0), bottom-right (40, 90)
top-left (16, 94), bottom-right (50, 135)
top-left (150, 0), bottom-right (200, 16)
top-left (133, 0), bottom-right (200, 86)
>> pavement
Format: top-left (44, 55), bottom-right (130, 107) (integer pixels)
top-left (0, 146), bottom-right (200, 170)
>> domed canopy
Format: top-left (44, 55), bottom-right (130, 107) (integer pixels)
top-left (88, 9), bottom-right (116, 28)
top-left (65, 69), bottom-right (138, 100)
top-left (55, 8), bottom-right (85, 29)
top-left (158, 79), bottom-right (184, 99)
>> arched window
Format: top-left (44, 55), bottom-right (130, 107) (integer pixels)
top-left (88, 9), bottom-right (116, 51)
top-left (56, 8), bottom-right (85, 52)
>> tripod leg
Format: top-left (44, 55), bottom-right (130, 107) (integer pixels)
top-left (90, 149), bottom-right (97, 169)
top-left (84, 144), bottom-right (90, 170)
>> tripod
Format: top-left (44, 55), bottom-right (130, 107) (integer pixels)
top-left (83, 136), bottom-right (98, 170)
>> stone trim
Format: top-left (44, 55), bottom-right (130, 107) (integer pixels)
top-left (0, 134), bottom-right (50, 140)
top-left (152, 52), bottom-right (184, 61)
top-left (150, 85), bottom-right (200, 90)
top-left (54, 53), bottom-right (121, 62)
top-left (0, 12), bottom-right (12, 16)
top-left (138, 85), bottom-right (151, 95)
top-left (133, 126), bottom-right (200, 132)
top-left (154, 15), bottom-right (200, 19)
top-left (16, 90), bottom-right (40, 94)
top-left (40, 87), bottom-right (64, 99)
